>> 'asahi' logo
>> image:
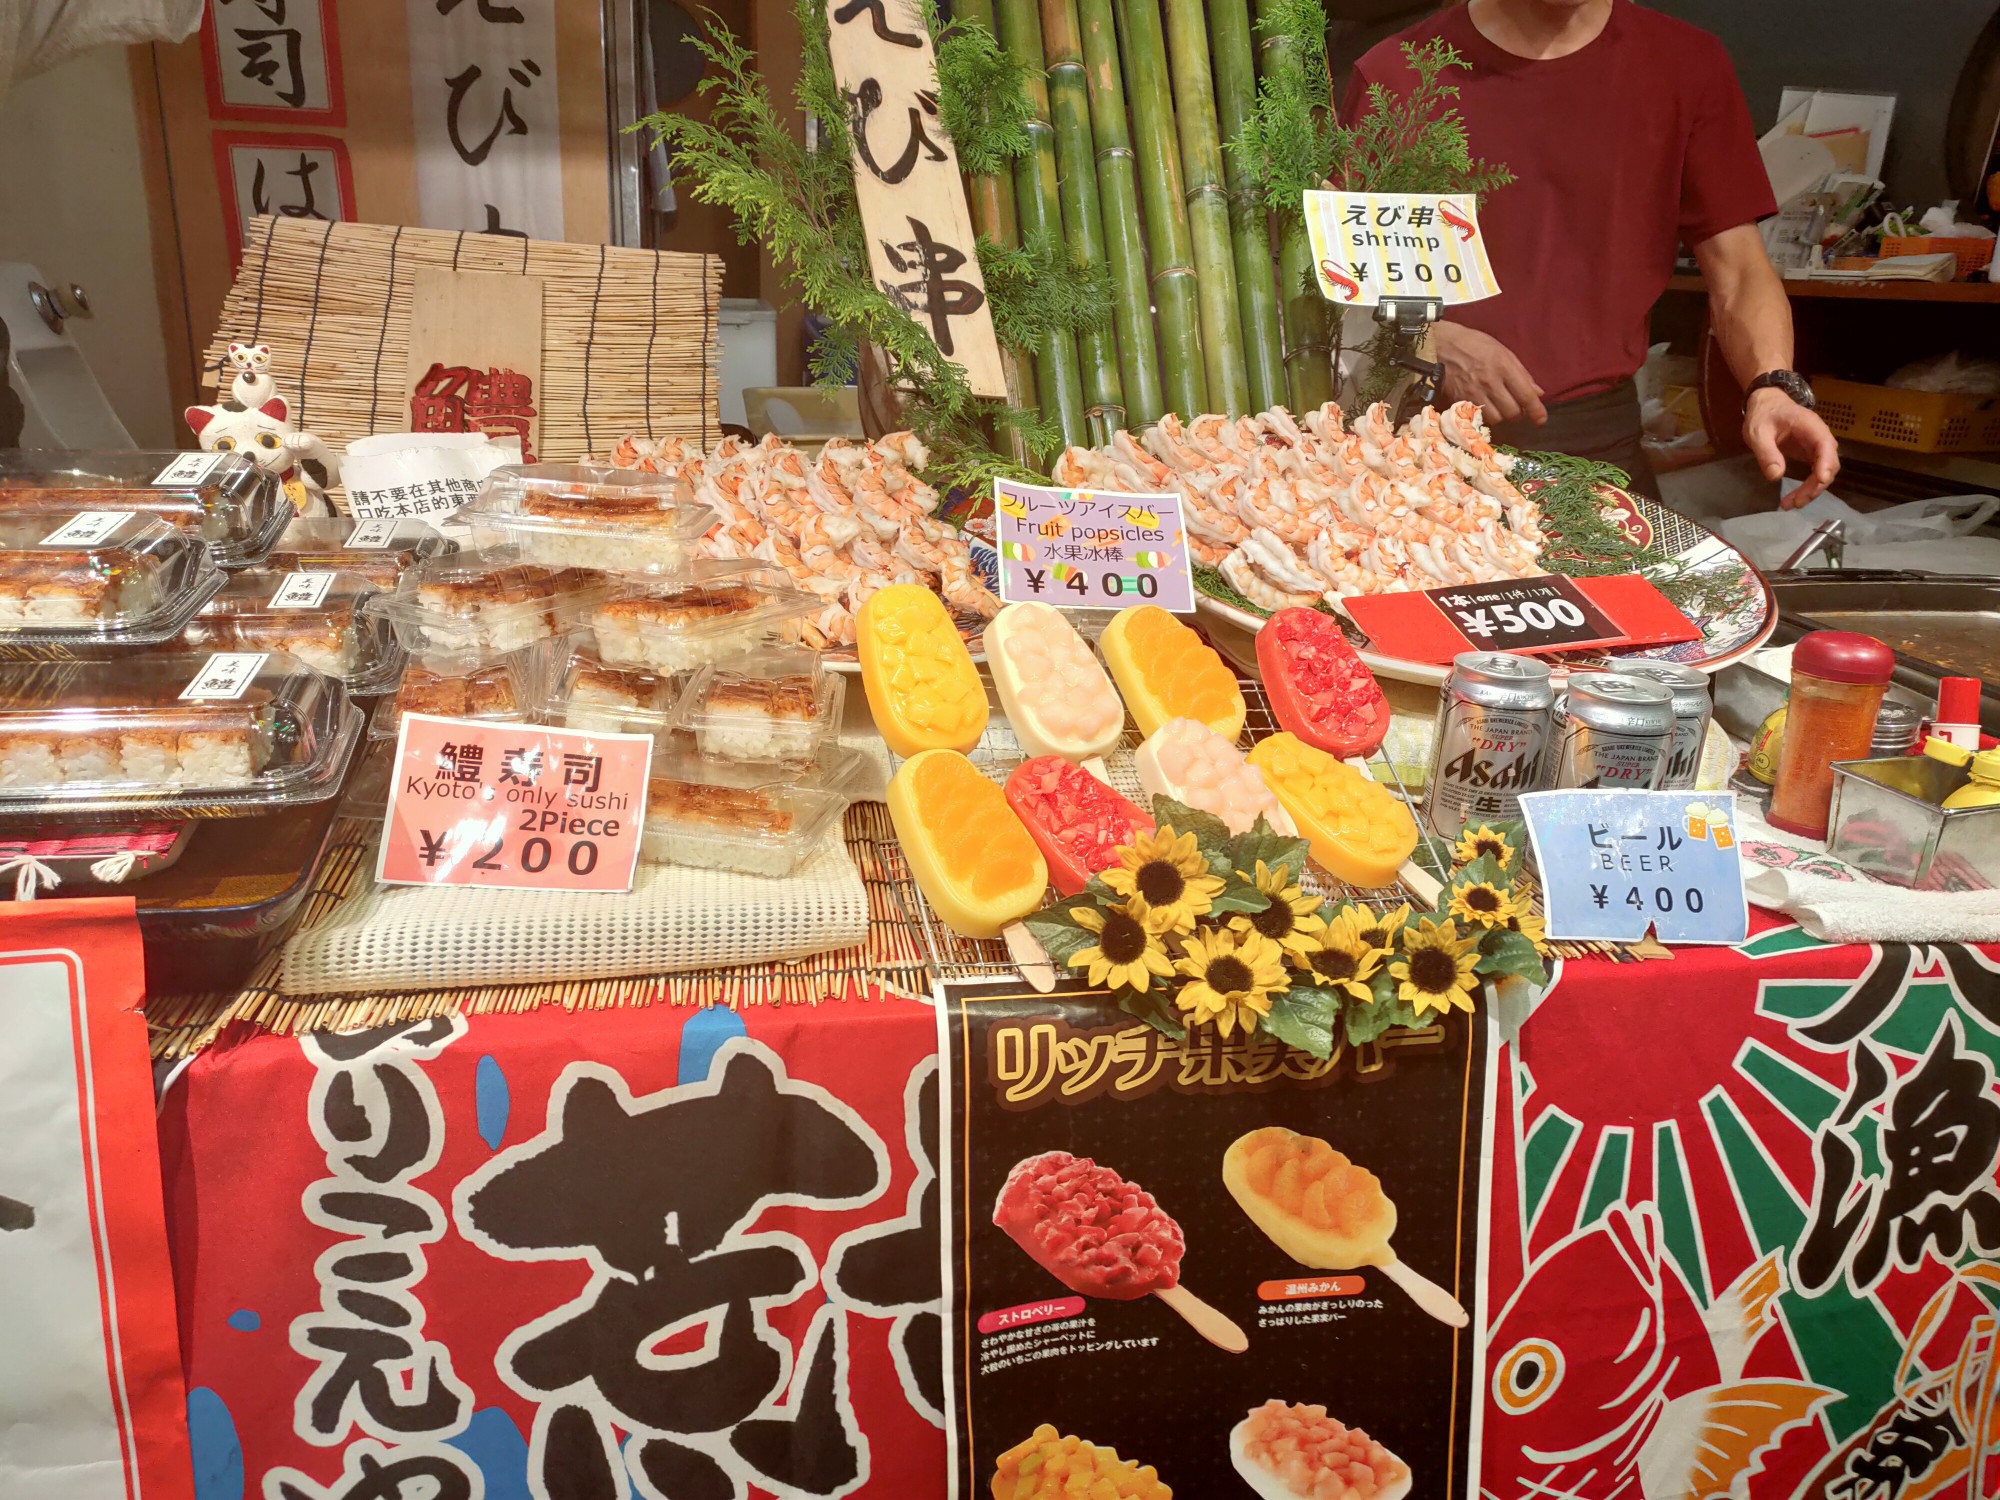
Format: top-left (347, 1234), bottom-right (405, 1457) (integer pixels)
top-left (1443, 748), bottom-right (1539, 790)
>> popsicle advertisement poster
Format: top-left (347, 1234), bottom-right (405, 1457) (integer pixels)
top-left (940, 982), bottom-right (1496, 1497)
top-left (994, 479), bottom-right (1197, 614)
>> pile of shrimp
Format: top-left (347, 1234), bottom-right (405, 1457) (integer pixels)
top-left (604, 431), bottom-right (999, 647)
top-left (1052, 400), bottom-right (1550, 613)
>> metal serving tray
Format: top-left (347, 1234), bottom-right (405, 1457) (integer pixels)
top-left (1827, 753), bottom-right (2000, 892)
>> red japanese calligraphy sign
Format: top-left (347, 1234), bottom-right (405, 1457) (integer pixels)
top-left (403, 268), bottom-right (545, 461)
top-left (824, 0), bottom-right (1007, 399)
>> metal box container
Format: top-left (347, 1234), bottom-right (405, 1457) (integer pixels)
top-left (1827, 754), bottom-right (2000, 891)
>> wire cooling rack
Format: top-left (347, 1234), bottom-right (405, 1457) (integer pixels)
top-left (881, 652), bottom-right (1446, 985)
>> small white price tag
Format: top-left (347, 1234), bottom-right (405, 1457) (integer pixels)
top-left (38, 511), bottom-right (135, 547)
top-left (344, 519), bottom-right (402, 549)
top-left (151, 452), bottom-right (230, 486)
top-left (180, 653), bottom-right (269, 701)
top-left (268, 572), bottom-right (337, 610)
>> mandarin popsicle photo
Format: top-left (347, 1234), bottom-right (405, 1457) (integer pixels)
top-left (991, 1424), bottom-right (1172, 1499)
top-left (993, 1150), bottom-right (1246, 1352)
top-left (986, 602), bottom-right (1126, 765)
top-left (888, 750), bottom-right (1047, 939)
top-left (858, 582), bottom-right (988, 756)
top-left (1099, 605), bottom-right (1245, 740)
top-left (1243, 734), bottom-right (1419, 890)
top-left (1222, 1127), bottom-right (1466, 1327)
top-left (1230, 1401), bottom-right (1412, 1500)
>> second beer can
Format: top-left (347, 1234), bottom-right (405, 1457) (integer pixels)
top-left (1618, 661), bottom-right (1714, 791)
top-left (1422, 652), bottom-right (1555, 837)
top-left (1543, 672), bottom-right (1677, 790)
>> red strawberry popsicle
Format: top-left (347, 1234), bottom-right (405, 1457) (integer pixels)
top-left (993, 1150), bottom-right (1247, 1352)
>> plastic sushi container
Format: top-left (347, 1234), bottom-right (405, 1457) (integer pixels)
top-left (0, 652), bottom-right (362, 818)
top-left (0, 511), bottom-right (228, 653)
top-left (175, 568), bottom-right (406, 694)
top-left (533, 637), bottom-right (685, 736)
top-left (0, 449), bottom-right (292, 567)
top-left (370, 650), bottom-right (540, 741)
top-left (586, 562), bottom-right (818, 676)
top-left (457, 463), bottom-right (715, 575)
top-left (640, 736), bottom-right (864, 877)
top-left (263, 515), bottom-right (452, 584)
top-left (673, 646), bottom-right (843, 766)
top-left (369, 545), bottom-right (611, 671)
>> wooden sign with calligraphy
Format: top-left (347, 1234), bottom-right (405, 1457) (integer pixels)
top-left (824, 0), bottom-right (1008, 398)
top-left (403, 268), bottom-right (545, 461)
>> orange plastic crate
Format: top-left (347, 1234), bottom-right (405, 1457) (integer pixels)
top-left (1811, 376), bottom-right (2000, 453)
top-left (1880, 235), bottom-right (1992, 280)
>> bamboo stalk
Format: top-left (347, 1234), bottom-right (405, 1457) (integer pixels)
top-left (993, 0), bottom-right (1089, 448)
top-left (1252, 0), bottom-right (1335, 411)
top-left (1041, 0), bottom-right (1127, 443)
top-left (1074, 0), bottom-right (1164, 427)
top-left (1112, 0), bottom-right (1207, 421)
top-left (1161, 0), bottom-right (1248, 416)
top-left (950, 0), bottom-right (1040, 458)
top-left (1207, 0), bottom-right (1285, 411)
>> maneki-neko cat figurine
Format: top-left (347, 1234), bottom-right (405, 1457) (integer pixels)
top-left (185, 342), bottom-right (339, 516)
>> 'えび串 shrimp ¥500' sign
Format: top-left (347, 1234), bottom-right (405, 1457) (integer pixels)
top-left (1303, 192), bottom-right (1501, 306)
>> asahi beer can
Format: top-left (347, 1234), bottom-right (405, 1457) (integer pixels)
top-left (1422, 652), bottom-right (1555, 837)
top-left (1543, 672), bottom-right (1676, 790)
top-left (1619, 662), bottom-right (1713, 791)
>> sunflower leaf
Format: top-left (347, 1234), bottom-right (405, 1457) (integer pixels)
top-left (1150, 796), bottom-right (1234, 873)
top-left (1262, 984), bottom-right (1341, 1058)
top-left (1207, 877), bottom-right (1271, 918)
top-left (1231, 820), bottom-right (1312, 887)
top-left (1452, 852), bottom-right (1515, 896)
top-left (1115, 985), bottom-right (1187, 1040)
top-left (1342, 993), bottom-right (1398, 1046)
top-left (1474, 927), bottom-right (1548, 985)
top-left (1023, 896), bottom-right (1099, 969)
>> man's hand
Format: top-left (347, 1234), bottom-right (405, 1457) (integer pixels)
top-left (1430, 322), bottom-right (1548, 427)
top-left (1744, 387), bottom-right (1840, 508)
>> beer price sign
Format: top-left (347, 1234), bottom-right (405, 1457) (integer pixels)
top-left (1520, 789), bottom-right (1749, 946)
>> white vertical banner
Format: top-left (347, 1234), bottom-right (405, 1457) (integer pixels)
top-left (405, 0), bottom-right (565, 240)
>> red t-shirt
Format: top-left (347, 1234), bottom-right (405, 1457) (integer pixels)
top-left (1344, 2), bottom-right (1775, 403)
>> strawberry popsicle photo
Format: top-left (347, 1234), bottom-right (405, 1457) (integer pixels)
top-left (993, 1150), bottom-right (1247, 1352)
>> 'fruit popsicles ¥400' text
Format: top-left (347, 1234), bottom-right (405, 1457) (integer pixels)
top-left (986, 602), bottom-right (1126, 762)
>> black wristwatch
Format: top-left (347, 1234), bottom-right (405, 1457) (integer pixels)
top-left (1745, 369), bottom-right (1816, 411)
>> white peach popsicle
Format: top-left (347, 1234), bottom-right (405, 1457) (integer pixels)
top-left (985, 601), bottom-right (1126, 762)
top-left (1135, 717), bottom-right (1296, 836)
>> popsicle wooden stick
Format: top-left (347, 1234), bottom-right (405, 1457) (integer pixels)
top-left (1003, 922), bottom-right (1057, 992)
top-left (1153, 1283), bottom-right (1249, 1353)
top-left (1377, 1256), bottom-right (1468, 1328)
top-left (1080, 755), bottom-right (1112, 785)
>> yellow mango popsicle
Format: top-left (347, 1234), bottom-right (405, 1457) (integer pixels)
top-left (858, 583), bottom-right (988, 757)
top-left (1100, 605), bottom-right (1245, 741)
top-left (1245, 733), bottom-right (1417, 889)
top-left (887, 749), bottom-right (1048, 939)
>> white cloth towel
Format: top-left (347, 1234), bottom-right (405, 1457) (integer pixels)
top-left (1735, 800), bottom-right (2000, 944)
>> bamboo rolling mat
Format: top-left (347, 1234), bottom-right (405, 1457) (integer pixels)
top-left (198, 216), bottom-right (723, 459)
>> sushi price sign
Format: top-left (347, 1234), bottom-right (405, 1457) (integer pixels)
top-left (378, 713), bottom-right (653, 892)
top-left (1302, 191), bottom-right (1502, 307)
top-left (1520, 789), bottom-right (1749, 945)
top-left (994, 479), bottom-right (1196, 613)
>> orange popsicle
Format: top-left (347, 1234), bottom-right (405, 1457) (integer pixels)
top-left (886, 749), bottom-right (1046, 939)
top-left (991, 1425), bottom-right (1173, 1499)
top-left (858, 583), bottom-right (988, 756)
top-left (1244, 733), bottom-right (1417, 889)
top-left (1099, 605), bottom-right (1245, 740)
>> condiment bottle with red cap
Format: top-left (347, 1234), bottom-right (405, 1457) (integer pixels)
top-left (1768, 630), bottom-right (1896, 839)
top-left (1933, 676), bottom-right (1983, 750)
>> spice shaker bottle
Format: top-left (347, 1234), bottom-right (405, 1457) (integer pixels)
top-left (1768, 630), bottom-right (1895, 839)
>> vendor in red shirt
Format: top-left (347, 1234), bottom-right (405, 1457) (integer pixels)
top-left (1345, 0), bottom-right (1840, 505)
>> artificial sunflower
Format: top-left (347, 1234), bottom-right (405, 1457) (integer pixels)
top-left (1453, 823), bottom-right (1518, 872)
top-left (1448, 876), bottom-right (1521, 928)
top-left (1099, 827), bottom-right (1223, 935)
top-left (1507, 909), bottom-right (1553, 958)
top-left (1228, 860), bottom-right (1328, 958)
top-left (1068, 903), bottom-right (1176, 991)
top-left (1174, 927), bottom-right (1290, 1037)
top-left (1351, 902), bottom-right (1412, 955)
top-left (1391, 916), bottom-right (1482, 1016)
top-left (1297, 911), bottom-right (1385, 1002)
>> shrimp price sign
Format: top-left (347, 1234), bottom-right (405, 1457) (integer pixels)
top-left (994, 479), bottom-right (1196, 613)
top-left (1521, 789), bottom-right (1749, 946)
top-left (1303, 192), bottom-right (1502, 307)
top-left (378, 713), bottom-right (652, 892)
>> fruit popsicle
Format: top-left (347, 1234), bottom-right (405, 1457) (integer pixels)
top-left (1255, 607), bottom-right (1391, 760)
top-left (991, 1425), bottom-right (1172, 1500)
top-left (1222, 1127), bottom-right (1465, 1327)
top-left (1100, 605), bottom-right (1245, 740)
top-left (888, 750), bottom-right (1048, 939)
top-left (1004, 756), bottom-right (1152, 897)
top-left (858, 583), bottom-right (988, 757)
top-left (986, 602), bottom-right (1126, 762)
top-left (1136, 718), bottom-right (1296, 836)
top-left (1245, 733), bottom-right (1417, 889)
top-left (1230, 1402), bottom-right (1412, 1500)
top-left (993, 1149), bottom-right (1246, 1351)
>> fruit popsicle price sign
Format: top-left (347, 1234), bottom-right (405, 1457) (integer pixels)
top-left (994, 479), bottom-right (1195, 613)
top-left (1302, 191), bottom-right (1502, 306)
top-left (1520, 789), bottom-right (1749, 945)
top-left (378, 713), bottom-right (652, 892)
